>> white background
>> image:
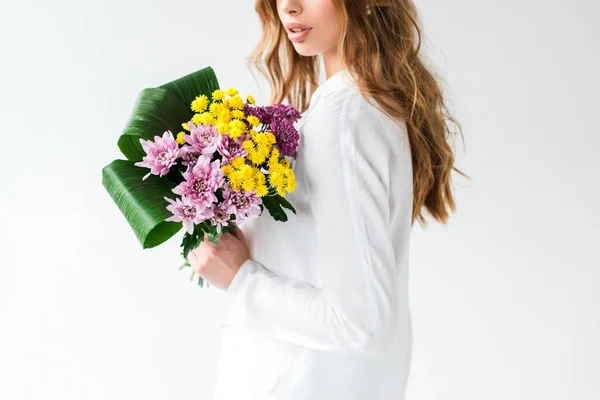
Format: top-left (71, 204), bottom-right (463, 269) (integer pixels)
top-left (1, 0), bottom-right (599, 399)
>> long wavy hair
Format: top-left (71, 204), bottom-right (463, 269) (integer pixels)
top-left (248, 0), bottom-right (467, 226)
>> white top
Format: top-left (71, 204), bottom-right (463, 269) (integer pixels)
top-left (213, 69), bottom-right (414, 400)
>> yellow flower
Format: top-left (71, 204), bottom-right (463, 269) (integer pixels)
top-left (218, 109), bottom-right (232, 124)
top-left (257, 144), bottom-right (271, 158)
top-left (191, 95), bottom-right (209, 113)
top-left (231, 110), bottom-right (245, 120)
top-left (199, 112), bottom-right (215, 125)
top-left (212, 89), bottom-right (225, 101)
top-left (222, 98), bottom-right (230, 109)
top-left (269, 171), bottom-right (285, 188)
top-left (246, 94), bottom-right (256, 105)
top-left (216, 121), bottom-right (228, 135)
top-left (241, 165), bottom-right (254, 180)
top-left (229, 119), bottom-right (246, 132)
top-left (191, 113), bottom-right (202, 125)
top-left (271, 147), bottom-right (280, 160)
top-left (255, 185), bottom-right (268, 197)
top-left (229, 95), bottom-right (244, 109)
top-left (265, 132), bottom-right (276, 145)
top-left (248, 149), bottom-right (266, 165)
top-left (225, 88), bottom-right (239, 96)
top-left (281, 159), bottom-right (290, 168)
top-left (247, 115), bottom-right (260, 127)
top-left (242, 179), bottom-right (255, 191)
top-left (242, 140), bottom-right (254, 151)
top-left (181, 122), bottom-right (190, 131)
top-left (276, 186), bottom-right (286, 197)
top-left (222, 165), bottom-right (233, 176)
top-left (209, 103), bottom-right (223, 116)
top-left (231, 182), bottom-right (241, 191)
top-left (176, 131), bottom-right (186, 145)
top-left (286, 177), bottom-right (297, 192)
top-left (230, 128), bottom-right (243, 140)
top-left (231, 157), bottom-right (245, 169)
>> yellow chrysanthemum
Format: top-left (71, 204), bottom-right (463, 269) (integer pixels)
top-left (231, 157), bottom-right (245, 169)
top-left (250, 130), bottom-right (258, 140)
top-left (269, 171), bottom-right (285, 188)
top-left (176, 131), bottom-right (186, 145)
top-left (181, 122), bottom-right (190, 131)
top-left (286, 178), bottom-right (297, 192)
top-left (281, 159), bottom-right (291, 168)
top-left (246, 94), bottom-right (256, 105)
top-left (256, 185), bottom-right (268, 197)
top-left (191, 95), bottom-right (209, 113)
top-left (246, 115), bottom-right (260, 127)
top-left (276, 186), bottom-right (286, 197)
top-left (222, 98), bottom-right (230, 109)
top-left (231, 110), bottom-right (245, 120)
top-left (229, 95), bottom-right (244, 109)
top-left (242, 179), bottom-right (256, 191)
top-left (191, 113), bottom-right (202, 125)
top-left (199, 112), bottom-right (215, 125)
top-left (265, 132), bottom-right (276, 145)
top-left (209, 102), bottom-right (223, 116)
top-left (229, 119), bottom-right (246, 132)
top-left (230, 182), bottom-right (241, 191)
top-left (222, 165), bottom-right (233, 176)
top-left (212, 89), bottom-right (225, 101)
top-left (271, 147), bottom-right (280, 160)
top-left (225, 88), bottom-right (239, 96)
top-left (248, 149), bottom-right (266, 165)
top-left (242, 140), bottom-right (254, 151)
top-left (216, 121), bottom-right (228, 135)
top-left (218, 109), bottom-right (232, 124)
top-left (257, 144), bottom-right (271, 158)
top-left (229, 128), bottom-right (243, 140)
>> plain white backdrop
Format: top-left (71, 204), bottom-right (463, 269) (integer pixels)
top-left (1, 0), bottom-right (599, 399)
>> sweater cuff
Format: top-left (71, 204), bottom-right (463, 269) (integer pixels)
top-left (221, 259), bottom-right (258, 327)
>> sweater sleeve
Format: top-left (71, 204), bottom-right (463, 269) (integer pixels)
top-left (220, 94), bottom-right (402, 357)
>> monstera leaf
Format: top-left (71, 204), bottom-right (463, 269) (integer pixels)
top-left (102, 66), bottom-right (220, 249)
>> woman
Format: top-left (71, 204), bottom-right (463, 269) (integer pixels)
top-left (189, 0), bottom-right (463, 399)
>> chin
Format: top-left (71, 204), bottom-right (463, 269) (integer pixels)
top-left (292, 44), bottom-right (320, 57)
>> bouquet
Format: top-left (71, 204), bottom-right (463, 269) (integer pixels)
top-left (102, 66), bottom-right (300, 287)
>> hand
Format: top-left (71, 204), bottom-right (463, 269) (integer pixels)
top-left (188, 225), bottom-right (251, 291)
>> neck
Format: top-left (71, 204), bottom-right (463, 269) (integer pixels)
top-left (322, 45), bottom-right (343, 79)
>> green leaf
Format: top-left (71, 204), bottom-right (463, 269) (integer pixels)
top-left (116, 66), bottom-right (220, 162)
top-left (101, 159), bottom-right (182, 248)
top-left (262, 195), bottom-right (289, 222)
top-left (102, 66), bottom-right (220, 250)
top-left (278, 194), bottom-right (297, 214)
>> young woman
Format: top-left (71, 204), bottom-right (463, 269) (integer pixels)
top-left (188, 0), bottom-right (463, 399)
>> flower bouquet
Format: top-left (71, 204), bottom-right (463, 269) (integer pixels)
top-left (102, 66), bottom-right (300, 287)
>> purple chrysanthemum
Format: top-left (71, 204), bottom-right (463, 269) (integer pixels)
top-left (135, 130), bottom-right (181, 180)
top-left (222, 186), bottom-right (262, 225)
top-left (164, 195), bottom-right (214, 234)
top-left (215, 134), bottom-right (247, 165)
top-left (172, 155), bottom-right (224, 208)
top-left (211, 202), bottom-right (231, 234)
top-left (184, 122), bottom-right (219, 154)
top-left (270, 117), bottom-right (300, 158)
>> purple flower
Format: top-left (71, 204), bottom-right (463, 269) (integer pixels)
top-left (135, 130), bottom-right (181, 180)
top-left (180, 145), bottom-right (204, 170)
top-left (222, 186), bottom-right (262, 225)
top-left (172, 155), bottom-right (224, 208)
top-left (270, 117), bottom-right (300, 158)
top-left (211, 202), bottom-right (231, 234)
top-left (184, 122), bottom-right (219, 154)
top-left (164, 195), bottom-right (214, 234)
top-left (244, 104), bottom-right (302, 126)
top-left (216, 134), bottom-right (247, 165)
top-left (273, 104), bottom-right (302, 123)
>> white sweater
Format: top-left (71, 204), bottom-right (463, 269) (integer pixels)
top-left (213, 68), bottom-right (414, 400)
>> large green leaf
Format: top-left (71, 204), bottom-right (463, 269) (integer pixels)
top-left (117, 66), bottom-right (220, 162)
top-left (102, 66), bottom-right (220, 248)
top-left (102, 160), bottom-right (182, 249)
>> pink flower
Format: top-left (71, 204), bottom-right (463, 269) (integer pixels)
top-left (216, 134), bottom-right (247, 165)
top-left (135, 131), bottom-right (181, 180)
top-left (211, 202), bottom-right (231, 234)
top-left (172, 155), bottom-right (224, 208)
top-left (222, 185), bottom-right (262, 224)
top-left (184, 122), bottom-right (219, 154)
top-left (164, 195), bottom-right (214, 234)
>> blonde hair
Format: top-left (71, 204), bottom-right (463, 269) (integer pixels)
top-left (248, 0), bottom-right (468, 226)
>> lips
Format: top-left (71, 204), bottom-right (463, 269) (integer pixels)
top-left (285, 22), bottom-right (313, 42)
